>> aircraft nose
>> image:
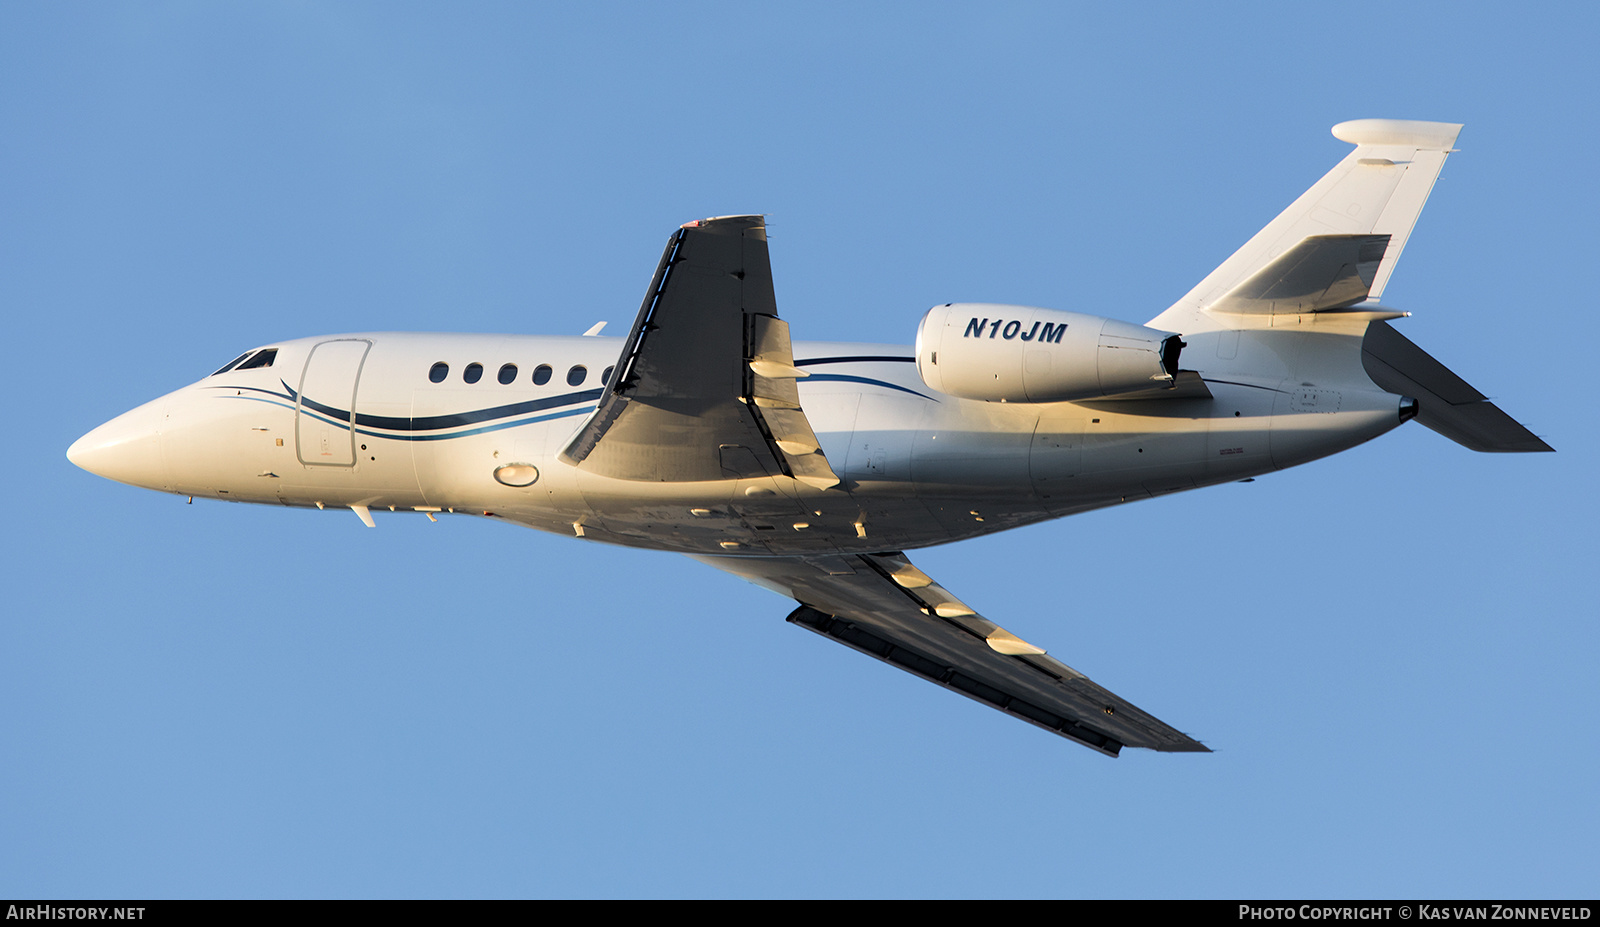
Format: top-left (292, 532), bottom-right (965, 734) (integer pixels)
top-left (67, 396), bottom-right (175, 491)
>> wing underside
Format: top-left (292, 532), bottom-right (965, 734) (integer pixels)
top-left (694, 551), bottom-right (1209, 756)
top-left (561, 215), bottom-right (840, 487)
top-left (571, 217), bottom-right (1206, 755)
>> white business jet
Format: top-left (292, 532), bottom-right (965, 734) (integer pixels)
top-left (67, 119), bottom-right (1548, 756)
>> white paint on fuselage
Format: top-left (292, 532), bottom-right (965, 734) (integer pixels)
top-left (69, 328), bottom-right (1406, 556)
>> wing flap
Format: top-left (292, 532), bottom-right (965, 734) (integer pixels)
top-left (746, 314), bottom-right (841, 489)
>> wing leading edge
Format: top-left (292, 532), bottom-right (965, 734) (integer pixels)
top-left (694, 552), bottom-right (1209, 756)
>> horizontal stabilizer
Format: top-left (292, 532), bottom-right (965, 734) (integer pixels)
top-left (1210, 234), bottom-right (1389, 315)
top-left (1362, 321), bottom-right (1552, 453)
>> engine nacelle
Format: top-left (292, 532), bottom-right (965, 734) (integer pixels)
top-left (914, 303), bottom-right (1183, 403)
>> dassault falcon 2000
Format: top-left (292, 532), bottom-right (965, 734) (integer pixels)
top-left (68, 119), bottom-right (1549, 756)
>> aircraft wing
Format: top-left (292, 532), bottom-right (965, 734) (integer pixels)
top-left (693, 551), bottom-right (1209, 756)
top-left (561, 215), bottom-right (841, 488)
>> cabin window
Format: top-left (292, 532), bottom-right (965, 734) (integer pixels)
top-left (532, 364), bottom-right (553, 386)
top-left (464, 362), bottom-right (483, 384)
top-left (429, 362), bottom-right (449, 383)
top-left (497, 363), bottom-right (518, 385)
top-left (211, 352), bottom-right (253, 376)
top-left (236, 348), bottom-right (277, 370)
top-left (567, 365), bottom-right (587, 386)
top-left (601, 365), bottom-right (614, 386)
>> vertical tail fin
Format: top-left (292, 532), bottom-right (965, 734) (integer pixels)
top-left (1150, 119), bottom-right (1462, 334)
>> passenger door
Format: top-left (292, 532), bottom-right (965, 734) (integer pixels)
top-left (295, 339), bottom-right (371, 467)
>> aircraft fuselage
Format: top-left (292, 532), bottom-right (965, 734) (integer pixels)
top-left (70, 328), bottom-right (1407, 556)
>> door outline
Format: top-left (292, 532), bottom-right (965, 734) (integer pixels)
top-left (295, 339), bottom-right (372, 467)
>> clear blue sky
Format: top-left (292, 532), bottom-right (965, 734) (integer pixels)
top-left (4, 2), bottom-right (1595, 899)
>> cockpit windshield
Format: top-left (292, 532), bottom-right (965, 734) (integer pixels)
top-left (236, 348), bottom-right (277, 370)
top-left (211, 352), bottom-right (253, 376)
top-left (210, 348), bottom-right (278, 376)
